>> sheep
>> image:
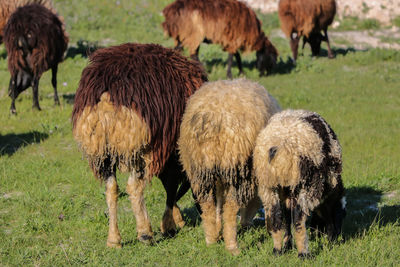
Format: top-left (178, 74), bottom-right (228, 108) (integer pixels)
top-left (4, 3), bottom-right (68, 114)
top-left (0, 0), bottom-right (65, 44)
top-left (253, 109), bottom-right (346, 257)
top-left (72, 43), bottom-right (207, 247)
top-left (162, 0), bottom-right (278, 79)
top-left (278, 0), bottom-right (336, 62)
top-left (178, 79), bottom-right (281, 255)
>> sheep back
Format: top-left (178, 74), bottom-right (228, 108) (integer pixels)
top-left (72, 43), bottom-right (207, 178)
top-left (179, 79), bottom-right (281, 204)
top-left (254, 109), bottom-right (342, 214)
top-left (278, 0), bottom-right (336, 38)
top-left (162, 0), bottom-right (266, 54)
top-left (4, 4), bottom-right (68, 77)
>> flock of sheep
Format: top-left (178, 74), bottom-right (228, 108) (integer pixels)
top-left (1, 0), bottom-right (345, 258)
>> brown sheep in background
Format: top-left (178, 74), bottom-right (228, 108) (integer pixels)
top-left (72, 43), bottom-right (207, 248)
top-left (0, 0), bottom-right (67, 44)
top-left (162, 0), bottom-right (278, 78)
top-left (254, 109), bottom-right (345, 257)
top-left (4, 4), bottom-right (68, 114)
top-left (178, 79), bottom-right (281, 255)
top-left (278, 0), bottom-right (336, 62)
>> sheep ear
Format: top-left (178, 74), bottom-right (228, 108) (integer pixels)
top-left (268, 146), bottom-right (278, 163)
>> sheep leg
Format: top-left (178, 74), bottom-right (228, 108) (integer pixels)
top-left (222, 190), bottom-right (240, 255)
top-left (199, 198), bottom-right (219, 246)
top-left (174, 40), bottom-right (183, 52)
top-left (190, 47), bottom-right (200, 61)
top-left (323, 29), bottom-right (334, 59)
top-left (240, 196), bottom-right (262, 228)
top-left (126, 171), bottom-right (153, 244)
top-left (176, 179), bottom-right (202, 213)
top-left (51, 65), bottom-right (60, 105)
top-left (9, 77), bottom-right (17, 114)
top-left (293, 205), bottom-right (309, 258)
top-left (234, 52), bottom-right (243, 76)
top-left (282, 198), bottom-right (293, 251)
top-left (290, 33), bottom-right (300, 63)
top-left (159, 157), bottom-right (185, 236)
top-left (227, 53), bottom-right (234, 79)
top-left (31, 77), bottom-right (41, 111)
top-left (264, 190), bottom-right (285, 255)
top-left (105, 175), bottom-right (122, 248)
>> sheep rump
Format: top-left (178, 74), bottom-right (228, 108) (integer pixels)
top-left (254, 109), bottom-right (344, 256)
top-left (179, 79), bottom-right (281, 205)
top-left (72, 43), bottom-right (207, 179)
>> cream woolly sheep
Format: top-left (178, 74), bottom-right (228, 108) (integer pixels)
top-left (253, 109), bottom-right (345, 257)
top-left (178, 79), bottom-right (281, 255)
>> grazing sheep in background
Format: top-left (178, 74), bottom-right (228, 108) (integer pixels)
top-left (278, 0), bottom-right (336, 62)
top-left (72, 43), bottom-right (207, 247)
top-left (162, 0), bottom-right (278, 79)
top-left (253, 109), bottom-right (346, 257)
top-left (0, 0), bottom-right (66, 44)
top-left (4, 4), bottom-right (68, 114)
top-left (178, 79), bottom-right (281, 255)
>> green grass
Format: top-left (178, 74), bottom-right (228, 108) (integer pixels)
top-left (334, 16), bottom-right (381, 31)
top-left (1, 0), bottom-right (400, 265)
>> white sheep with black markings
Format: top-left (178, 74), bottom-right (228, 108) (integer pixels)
top-left (178, 78), bottom-right (281, 255)
top-left (253, 109), bottom-right (346, 258)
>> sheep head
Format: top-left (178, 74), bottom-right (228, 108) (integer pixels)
top-left (310, 194), bottom-right (346, 241)
top-left (304, 32), bottom-right (323, 57)
top-left (256, 38), bottom-right (278, 76)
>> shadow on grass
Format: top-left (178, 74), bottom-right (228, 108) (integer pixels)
top-left (62, 93), bottom-right (75, 105)
top-left (0, 131), bottom-right (49, 156)
top-left (0, 49), bottom-right (7, 60)
top-left (182, 204), bottom-right (201, 227)
top-left (343, 186), bottom-right (400, 239)
top-left (202, 47), bottom-right (361, 77)
top-left (65, 39), bottom-right (103, 59)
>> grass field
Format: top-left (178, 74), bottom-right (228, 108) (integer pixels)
top-left (1, 0), bottom-right (400, 265)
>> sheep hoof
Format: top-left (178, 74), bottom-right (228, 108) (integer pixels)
top-left (273, 248), bottom-right (282, 256)
top-left (162, 229), bottom-right (176, 238)
top-left (32, 105), bottom-right (41, 111)
top-left (298, 253), bottom-right (311, 259)
top-left (138, 234), bottom-right (154, 245)
top-left (228, 247), bottom-right (241, 256)
top-left (10, 109), bottom-right (17, 115)
top-left (106, 241), bottom-right (122, 248)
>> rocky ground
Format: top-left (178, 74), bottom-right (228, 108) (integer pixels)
top-left (243, 0), bottom-right (400, 25)
top-left (243, 0), bottom-right (400, 50)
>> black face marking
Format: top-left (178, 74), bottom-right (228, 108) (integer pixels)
top-left (269, 146), bottom-right (278, 163)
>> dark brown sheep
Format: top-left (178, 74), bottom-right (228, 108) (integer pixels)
top-left (72, 43), bottom-right (207, 247)
top-left (162, 0), bottom-right (278, 78)
top-left (0, 0), bottom-right (66, 44)
top-left (4, 3), bottom-right (68, 114)
top-left (278, 0), bottom-right (336, 62)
